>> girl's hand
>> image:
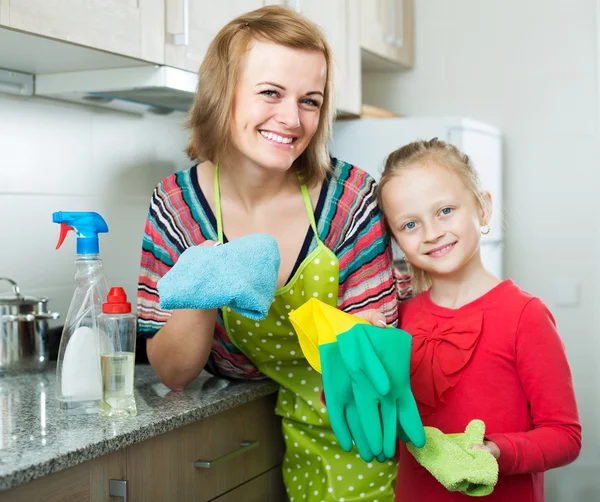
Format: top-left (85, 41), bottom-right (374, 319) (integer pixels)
top-left (201, 240), bottom-right (221, 247)
top-left (472, 440), bottom-right (501, 459)
top-left (354, 309), bottom-right (387, 328)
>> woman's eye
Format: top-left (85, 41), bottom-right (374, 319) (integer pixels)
top-left (261, 89), bottom-right (279, 98)
top-left (440, 207), bottom-right (453, 215)
top-left (301, 98), bottom-right (321, 108)
top-left (403, 221), bottom-right (416, 230)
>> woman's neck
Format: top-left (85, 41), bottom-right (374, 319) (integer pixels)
top-left (217, 155), bottom-right (299, 210)
top-left (427, 253), bottom-right (501, 309)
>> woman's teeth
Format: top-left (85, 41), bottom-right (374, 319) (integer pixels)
top-left (260, 131), bottom-right (294, 144)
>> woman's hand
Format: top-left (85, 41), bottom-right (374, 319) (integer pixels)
top-left (354, 309), bottom-right (387, 328)
top-left (472, 440), bottom-right (501, 459)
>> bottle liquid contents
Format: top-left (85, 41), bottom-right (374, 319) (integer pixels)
top-left (53, 211), bottom-right (110, 415)
top-left (99, 287), bottom-right (137, 418)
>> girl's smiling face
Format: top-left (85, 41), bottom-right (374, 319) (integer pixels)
top-left (382, 161), bottom-right (491, 279)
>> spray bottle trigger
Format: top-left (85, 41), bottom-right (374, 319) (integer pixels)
top-left (56, 223), bottom-right (75, 250)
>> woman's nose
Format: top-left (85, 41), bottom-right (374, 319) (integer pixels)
top-left (276, 100), bottom-right (300, 130)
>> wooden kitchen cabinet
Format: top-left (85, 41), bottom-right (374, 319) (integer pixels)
top-left (0, 0), bottom-right (165, 64)
top-left (126, 394), bottom-right (284, 502)
top-left (360, 0), bottom-right (414, 70)
top-left (0, 450), bottom-right (126, 502)
top-left (270, 0), bottom-right (361, 116)
top-left (164, 0), bottom-right (264, 72)
top-left (211, 466), bottom-right (286, 502)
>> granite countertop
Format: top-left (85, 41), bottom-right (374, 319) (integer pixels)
top-left (0, 364), bottom-right (279, 492)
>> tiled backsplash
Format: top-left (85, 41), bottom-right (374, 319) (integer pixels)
top-left (0, 93), bottom-right (191, 325)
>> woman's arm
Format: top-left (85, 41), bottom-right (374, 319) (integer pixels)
top-left (485, 298), bottom-right (582, 474)
top-left (137, 182), bottom-right (218, 390)
top-left (146, 309), bottom-right (216, 390)
top-left (332, 164), bottom-right (399, 324)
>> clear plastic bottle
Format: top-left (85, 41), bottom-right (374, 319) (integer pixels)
top-left (53, 211), bottom-right (110, 415)
top-left (98, 287), bottom-right (137, 418)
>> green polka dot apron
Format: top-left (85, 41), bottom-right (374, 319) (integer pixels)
top-left (214, 166), bottom-right (397, 501)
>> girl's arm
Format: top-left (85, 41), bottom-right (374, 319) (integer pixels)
top-left (485, 298), bottom-right (582, 474)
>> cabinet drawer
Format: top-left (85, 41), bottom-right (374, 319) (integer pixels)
top-left (211, 466), bottom-right (287, 502)
top-left (127, 394), bottom-right (284, 502)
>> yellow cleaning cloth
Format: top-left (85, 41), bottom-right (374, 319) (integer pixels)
top-left (288, 297), bottom-right (369, 373)
top-left (407, 419), bottom-right (499, 496)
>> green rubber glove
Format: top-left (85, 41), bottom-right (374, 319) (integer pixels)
top-left (335, 323), bottom-right (391, 396)
top-left (320, 341), bottom-right (387, 462)
top-left (338, 324), bottom-right (426, 458)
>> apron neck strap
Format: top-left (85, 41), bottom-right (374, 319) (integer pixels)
top-left (213, 164), bottom-right (319, 243)
top-left (214, 163), bottom-right (224, 243)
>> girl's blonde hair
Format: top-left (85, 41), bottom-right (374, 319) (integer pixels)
top-left (185, 5), bottom-right (335, 185)
top-left (375, 138), bottom-right (489, 293)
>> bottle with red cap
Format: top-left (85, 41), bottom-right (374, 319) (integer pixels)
top-left (98, 287), bottom-right (137, 418)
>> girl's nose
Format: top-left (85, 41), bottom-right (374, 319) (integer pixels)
top-left (423, 221), bottom-right (445, 242)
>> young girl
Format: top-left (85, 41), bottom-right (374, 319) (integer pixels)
top-left (374, 138), bottom-right (582, 501)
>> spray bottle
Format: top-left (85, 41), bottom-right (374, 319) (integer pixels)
top-left (53, 211), bottom-right (111, 414)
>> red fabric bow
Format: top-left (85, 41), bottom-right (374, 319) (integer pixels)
top-left (406, 309), bottom-right (484, 410)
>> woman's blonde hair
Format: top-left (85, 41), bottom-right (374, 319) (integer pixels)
top-left (185, 5), bottom-right (335, 185)
top-left (375, 138), bottom-right (489, 293)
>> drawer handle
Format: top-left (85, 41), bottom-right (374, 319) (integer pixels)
top-left (109, 479), bottom-right (127, 502)
top-left (193, 440), bottom-right (259, 469)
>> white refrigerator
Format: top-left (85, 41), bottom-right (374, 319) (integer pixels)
top-left (330, 116), bottom-right (504, 278)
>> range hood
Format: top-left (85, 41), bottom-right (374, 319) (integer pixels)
top-left (35, 65), bottom-right (198, 115)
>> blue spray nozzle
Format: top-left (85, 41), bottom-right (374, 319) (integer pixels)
top-left (52, 211), bottom-right (109, 255)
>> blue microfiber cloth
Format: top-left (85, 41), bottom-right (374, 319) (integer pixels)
top-left (158, 234), bottom-right (280, 320)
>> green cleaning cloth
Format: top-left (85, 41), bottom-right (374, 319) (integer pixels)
top-left (406, 419), bottom-right (499, 496)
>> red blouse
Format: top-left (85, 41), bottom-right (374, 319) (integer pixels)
top-left (396, 280), bottom-right (581, 502)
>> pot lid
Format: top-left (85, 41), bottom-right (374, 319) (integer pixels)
top-left (0, 278), bottom-right (48, 305)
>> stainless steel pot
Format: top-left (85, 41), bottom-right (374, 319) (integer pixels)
top-left (0, 278), bottom-right (60, 375)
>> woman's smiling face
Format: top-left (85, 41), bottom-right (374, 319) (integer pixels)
top-left (229, 40), bottom-right (327, 172)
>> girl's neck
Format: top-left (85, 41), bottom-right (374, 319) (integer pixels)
top-left (427, 254), bottom-right (501, 309)
top-left (217, 154), bottom-right (299, 209)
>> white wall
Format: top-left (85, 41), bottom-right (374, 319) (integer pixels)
top-left (0, 93), bottom-right (190, 327)
top-left (363, 0), bottom-right (600, 499)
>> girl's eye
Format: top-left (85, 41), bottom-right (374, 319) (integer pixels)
top-left (403, 221), bottom-right (416, 230)
top-left (440, 207), bottom-right (453, 216)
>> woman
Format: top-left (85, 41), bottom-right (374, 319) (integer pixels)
top-left (138, 6), bottom-right (400, 501)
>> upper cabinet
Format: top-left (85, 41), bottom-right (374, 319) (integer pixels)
top-left (164, 0), bottom-right (264, 72)
top-left (279, 0), bottom-right (361, 116)
top-left (164, 0), bottom-right (361, 116)
top-left (360, 0), bottom-right (414, 70)
top-left (0, 0), bottom-right (165, 64)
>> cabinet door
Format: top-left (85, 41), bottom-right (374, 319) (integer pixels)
top-left (211, 466), bottom-right (287, 502)
top-left (165, 0), bottom-right (264, 72)
top-left (1, 450), bottom-right (126, 502)
top-left (286, 0), bottom-right (361, 116)
top-left (126, 394), bottom-right (284, 502)
top-left (3, 0), bottom-right (164, 63)
top-left (360, 0), bottom-right (414, 70)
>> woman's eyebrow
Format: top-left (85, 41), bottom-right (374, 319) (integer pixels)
top-left (257, 81), bottom-right (323, 97)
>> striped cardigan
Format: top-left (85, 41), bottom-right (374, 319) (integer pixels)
top-left (137, 158), bottom-right (403, 379)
